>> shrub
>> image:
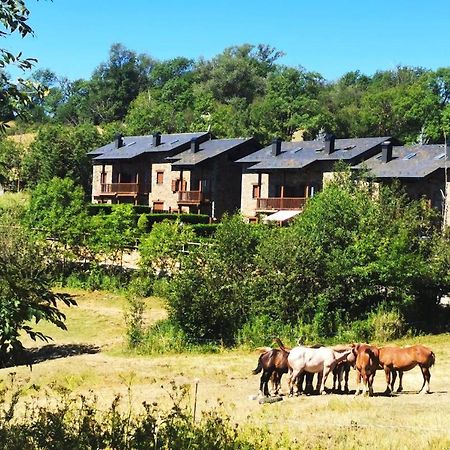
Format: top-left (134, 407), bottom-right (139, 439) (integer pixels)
top-left (369, 307), bottom-right (406, 343)
top-left (87, 203), bottom-right (113, 216)
top-left (0, 376), bottom-right (265, 449)
top-left (191, 223), bottom-right (218, 238)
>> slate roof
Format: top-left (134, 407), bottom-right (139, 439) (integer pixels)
top-left (170, 138), bottom-right (255, 168)
top-left (89, 132), bottom-right (209, 161)
top-left (355, 144), bottom-right (449, 178)
top-left (236, 137), bottom-right (393, 171)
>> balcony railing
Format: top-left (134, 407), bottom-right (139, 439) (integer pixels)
top-left (177, 190), bottom-right (205, 204)
top-left (256, 197), bottom-right (307, 211)
top-left (100, 183), bottom-right (139, 194)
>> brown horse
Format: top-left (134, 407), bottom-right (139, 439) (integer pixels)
top-left (352, 343), bottom-right (380, 397)
top-left (378, 345), bottom-right (435, 394)
top-left (252, 345), bottom-right (290, 396)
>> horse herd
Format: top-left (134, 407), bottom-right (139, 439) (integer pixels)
top-left (252, 338), bottom-right (436, 397)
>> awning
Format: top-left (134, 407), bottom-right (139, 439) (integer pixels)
top-left (263, 210), bottom-right (301, 224)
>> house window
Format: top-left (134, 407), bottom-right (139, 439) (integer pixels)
top-left (252, 184), bottom-right (260, 199)
top-left (156, 171), bottom-right (164, 185)
top-left (171, 178), bottom-right (187, 192)
top-left (153, 201), bottom-right (164, 212)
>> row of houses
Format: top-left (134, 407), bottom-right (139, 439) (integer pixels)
top-left (88, 132), bottom-right (450, 224)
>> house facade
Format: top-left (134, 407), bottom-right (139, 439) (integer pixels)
top-left (89, 132), bottom-right (209, 207)
top-left (237, 135), bottom-right (396, 220)
top-left (354, 141), bottom-right (450, 225)
top-left (89, 133), bottom-right (261, 218)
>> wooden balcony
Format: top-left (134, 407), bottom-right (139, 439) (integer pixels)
top-left (177, 190), bottom-right (206, 205)
top-left (100, 183), bottom-right (139, 195)
top-left (256, 197), bottom-right (307, 211)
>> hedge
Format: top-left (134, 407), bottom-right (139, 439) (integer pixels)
top-left (191, 223), bottom-right (218, 237)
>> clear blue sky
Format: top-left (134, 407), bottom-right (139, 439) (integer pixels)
top-left (5, 0), bottom-right (450, 82)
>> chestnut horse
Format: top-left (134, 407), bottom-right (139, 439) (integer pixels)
top-left (352, 343), bottom-right (380, 397)
top-left (378, 345), bottom-right (435, 394)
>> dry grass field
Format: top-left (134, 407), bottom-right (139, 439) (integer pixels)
top-left (2, 288), bottom-right (450, 449)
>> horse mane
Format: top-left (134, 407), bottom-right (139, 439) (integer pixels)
top-left (273, 337), bottom-right (290, 353)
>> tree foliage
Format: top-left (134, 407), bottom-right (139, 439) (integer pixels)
top-left (0, 0), bottom-right (44, 131)
top-left (0, 214), bottom-right (76, 365)
top-left (167, 174), bottom-right (449, 343)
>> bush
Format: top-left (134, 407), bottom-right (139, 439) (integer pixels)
top-left (191, 223), bottom-right (218, 238)
top-left (0, 376), bottom-right (265, 449)
top-left (369, 308), bottom-right (406, 343)
top-left (87, 203), bottom-right (113, 215)
top-left (138, 213), bottom-right (210, 232)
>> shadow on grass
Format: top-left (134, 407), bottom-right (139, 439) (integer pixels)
top-left (4, 344), bottom-right (101, 368)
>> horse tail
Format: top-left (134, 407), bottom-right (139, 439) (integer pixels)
top-left (252, 354), bottom-right (263, 375)
top-left (429, 351), bottom-right (436, 368)
top-left (273, 337), bottom-right (289, 353)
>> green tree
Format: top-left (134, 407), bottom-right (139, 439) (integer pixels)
top-left (86, 43), bottom-right (154, 123)
top-left (0, 0), bottom-right (43, 132)
top-left (139, 219), bottom-right (195, 278)
top-left (22, 124), bottom-right (103, 192)
top-left (27, 177), bottom-right (89, 263)
top-left (168, 215), bottom-right (264, 343)
top-left (0, 137), bottom-right (24, 191)
top-left (88, 204), bottom-right (136, 265)
top-left (0, 214), bottom-right (76, 365)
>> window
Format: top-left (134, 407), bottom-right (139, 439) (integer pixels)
top-left (172, 178), bottom-right (187, 192)
top-left (252, 184), bottom-right (260, 199)
top-left (153, 201), bottom-right (164, 212)
top-left (156, 171), bottom-right (164, 184)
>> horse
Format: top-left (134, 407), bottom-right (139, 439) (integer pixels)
top-left (352, 343), bottom-right (380, 397)
top-left (378, 345), bottom-right (435, 394)
top-left (252, 346), bottom-right (290, 397)
top-left (287, 346), bottom-right (352, 396)
top-left (331, 345), bottom-right (355, 393)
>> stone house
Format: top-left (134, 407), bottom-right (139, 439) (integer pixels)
top-left (89, 132), bottom-right (210, 207)
top-left (168, 137), bottom-right (261, 218)
top-left (89, 133), bottom-right (261, 218)
top-left (237, 134), bottom-right (397, 221)
top-left (354, 141), bottom-right (450, 224)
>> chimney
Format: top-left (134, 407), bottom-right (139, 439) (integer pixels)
top-left (271, 137), bottom-right (282, 156)
top-left (324, 133), bottom-right (335, 154)
top-left (381, 140), bottom-right (393, 163)
top-left (115, 133), bottom-right (124, 149)
top-left (190, 137), bottom-right (200, 153)
top-left (152, 132), bottom-right (161, 147)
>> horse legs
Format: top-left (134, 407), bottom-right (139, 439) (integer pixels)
top-left (391, 370), bottom-right (399, 393)
top-left (419, 366), bottom-right (431, 394)
top-left (320, 368), bottom-right (331, 395)
top-left (383, 366), bottom-right (392, 394)
top-left (354, 370), bottom-right (362, 396)
top-left (289, 369), bottom-right (301, 397)
top-left (315, 371), bottom-right (323, 394)
top-left (343, 364), bottom-right (350, 393)
top-left (368, 372), bottom-right (376, 397)
top-left (260, 369), bottom-right (273, 397)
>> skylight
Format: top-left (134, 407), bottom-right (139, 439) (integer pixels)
top-left (170, 139), bottom-right (179, 145)
top-left (291, 147), bottom-right (303, 153)
top-left (126, 141), bottom-right (136, 147)
top-left (403, 152), bottom-right (416, 160)
top-left (434, 152), bottom-right (446, 160)
top-left (343, 145), bottom-right (356, 150)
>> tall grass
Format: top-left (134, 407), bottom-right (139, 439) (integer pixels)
top-left (0, 375), bottom-right (270, 449)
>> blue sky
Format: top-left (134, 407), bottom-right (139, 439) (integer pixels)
top-left (5, 0), bottom-right (450, 82)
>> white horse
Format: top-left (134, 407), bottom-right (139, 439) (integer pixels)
top-left (288, 346), bottom-right (352, 395)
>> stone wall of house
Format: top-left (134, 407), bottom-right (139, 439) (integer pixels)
top-left (150, 162), bottom-right (191, 212)
top-left (92, 164), bottom-right (112, 203)
top-left (241, 172), bottom-right (269, 218)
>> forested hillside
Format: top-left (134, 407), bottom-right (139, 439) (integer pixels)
top-left (2, 42), bottom-right (450, 145)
